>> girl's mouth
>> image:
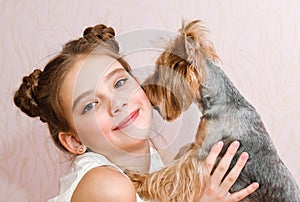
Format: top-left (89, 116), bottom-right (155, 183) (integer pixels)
top-left (113, 109), bottom-right (140, 131)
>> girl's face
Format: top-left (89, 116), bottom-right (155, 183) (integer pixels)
top-left (60, 54), bottom-right (153, 156)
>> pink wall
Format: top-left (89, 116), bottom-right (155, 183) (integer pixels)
top-left (1, 1), bottom-right (299, 201)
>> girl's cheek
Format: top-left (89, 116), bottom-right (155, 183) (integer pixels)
top-left (75, 114), bottom-right (103, 137)
top-left (76, 119), bottom-right (108, 147)
top-left (137, 90), bottom-right (151, 107)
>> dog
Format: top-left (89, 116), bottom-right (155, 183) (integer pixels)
top-left (126, 20), bottom-right (300, 201)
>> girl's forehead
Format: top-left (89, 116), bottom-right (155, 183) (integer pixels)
top-left (70, 55), bottom-right (124, 94)
top-left (75, 54), bottom-right (122, 81)
top-left (83, 54), bottom-right (120, 73)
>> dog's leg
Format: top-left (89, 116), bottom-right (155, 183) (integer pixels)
top-left (194, 116), bottom-right (209, 147)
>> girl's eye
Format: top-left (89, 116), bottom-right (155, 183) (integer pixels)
top-left (114, 78), bottom-right (128, 89)
top-left (82, 102), bottom-right (97, 114)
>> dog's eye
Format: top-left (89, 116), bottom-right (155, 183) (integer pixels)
top-left (174, 61), bottom-right (186, 70)
top-left (174, 62), bottom-right (180, 69)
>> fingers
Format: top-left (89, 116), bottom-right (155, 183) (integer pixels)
top-left (203, 141), bottom-right (259, 202)
top-left (202, 141), bottom-right (259, 202)
top-left (211, 141), bottom-right (240, 186)
top-left (222, 152), bottom-right (259, 201)
top-left (220, 152), bottom-right (248, 191)
top-left (205, 141), bottom-right (224, 173)
top-left (227, 182), bottom-right (259, 202)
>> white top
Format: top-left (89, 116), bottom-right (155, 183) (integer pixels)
top-left (48, 147), bottom-right (164, 202)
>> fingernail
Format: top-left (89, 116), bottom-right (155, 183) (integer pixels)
top-left (252, 182), bottom-right (259, 189)
top-left (217, 141), bottom-right (224, 148)
top-left (232, 141), bottom-right (240, 148)
top-left (241, 152), bottom-right (249, 160)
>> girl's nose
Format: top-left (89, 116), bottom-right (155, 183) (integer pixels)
top-left (111, 99), bottom-right (128, 115)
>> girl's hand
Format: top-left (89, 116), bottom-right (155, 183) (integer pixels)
top-left (199, 141), bottom-right (259, 202)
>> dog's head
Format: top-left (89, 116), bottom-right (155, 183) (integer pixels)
top-left (142, 20), bottom-right (219, 121)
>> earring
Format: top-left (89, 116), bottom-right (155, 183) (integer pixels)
top-left (78, 146), bottom-right (86, 154)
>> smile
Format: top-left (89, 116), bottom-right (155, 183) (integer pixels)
top-left (113, 109), bottom-right (140, 131)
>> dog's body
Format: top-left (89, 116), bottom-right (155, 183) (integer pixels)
top-left (194, 59), bottom-right (300, 201)
top-left (127, 20), bottom-right (300, 201)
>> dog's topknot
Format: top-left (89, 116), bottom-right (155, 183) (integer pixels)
top-left (180, 20), bottom-right (219, 63)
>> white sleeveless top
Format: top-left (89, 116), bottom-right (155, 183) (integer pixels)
top-left (48, 147), bottom-right (164, 202)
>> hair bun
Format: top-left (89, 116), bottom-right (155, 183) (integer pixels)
top-left (83, 24), bottom-right (115, 41)
top-left (14, 69), bottom-right (43, 120)
top-left (82, 24), bottom-right (119, 52)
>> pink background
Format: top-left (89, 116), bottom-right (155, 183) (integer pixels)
top-left (1, 1), bottom-right (300, 201)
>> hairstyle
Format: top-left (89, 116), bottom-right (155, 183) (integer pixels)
top-left (14, 24), bottom-right (132, 152)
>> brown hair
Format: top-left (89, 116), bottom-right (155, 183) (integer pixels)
top-left (14, 24), bottom-right (131, 152)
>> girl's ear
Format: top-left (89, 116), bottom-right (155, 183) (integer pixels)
top-left (58, 132), bottom-right (86, 154)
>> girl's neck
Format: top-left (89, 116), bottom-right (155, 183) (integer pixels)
top-left (107, 141), bottom-right (151, 173)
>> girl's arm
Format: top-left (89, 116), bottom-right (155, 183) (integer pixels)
top-left (71, 166), bottom-right (137, 202)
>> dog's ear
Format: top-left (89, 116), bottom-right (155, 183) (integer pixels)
top-left (180, 20), bottom-right (220, 83)
top-left (184, 37), bottom-right (197, 63)
top-left (183, 36), bottom-right (202, 78)
top-left (181, 20), bottom-right (219, 63)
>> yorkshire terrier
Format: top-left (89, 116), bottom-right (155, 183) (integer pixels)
top-left (126, 20), bottom-right (300, 201)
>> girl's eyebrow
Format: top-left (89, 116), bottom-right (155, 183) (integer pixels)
top-left (72, 90), bottom-right (93, 111)
top-left (104, 68), bottom-right (126, 81)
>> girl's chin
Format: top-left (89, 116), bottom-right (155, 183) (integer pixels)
top-left (117, 126), bottom-right (151, 140)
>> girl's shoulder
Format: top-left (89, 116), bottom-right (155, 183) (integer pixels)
top-left (71, 166), bottom-right (136, 201)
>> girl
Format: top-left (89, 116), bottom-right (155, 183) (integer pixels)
top-left (14, 24), bottom-right (258, 202)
